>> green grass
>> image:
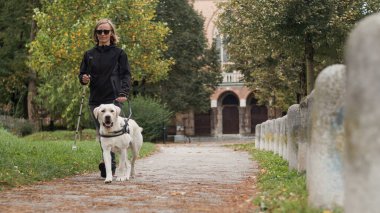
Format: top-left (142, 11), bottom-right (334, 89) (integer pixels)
top-left (230, 143), bottom-right (342, 213)
top-left (24, 129), bottom-right (97, 141)
top-left (0, 128), bottom-right (156, 191)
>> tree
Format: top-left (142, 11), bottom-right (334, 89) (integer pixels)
top-left (0, 0), bottom-right (40, 118)
top-left (218, 0), bottom-right (380, 110)
top-left (27, 0), bottom-right (173, 128)
top-left (149, 0), bottom-right (222, 113)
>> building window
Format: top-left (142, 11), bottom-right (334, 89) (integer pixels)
top-left (214, 29), bottom-right (229, 70)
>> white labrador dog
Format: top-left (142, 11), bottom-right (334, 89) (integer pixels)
top-left (93, 104), bottom-right (143, 183)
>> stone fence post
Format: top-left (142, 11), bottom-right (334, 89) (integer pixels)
top-left (287, 104), bottom-right (301, 170)
top-left (280, 115), bottom-right (288, 160)
top-left (273, 119), bottom-right (280, 155)
top-left (268, 120), bottom-right (274, 151)
top-left (307, 65), bottom-right (345, 209)
top-left (298, 91), bottom-right (314, 172)
top-left (344, 13), bottom-right (380, 213)
top-left (260, 121), bottom-right (266, 150)
top-left (255, 124), bottom-right (261, 149)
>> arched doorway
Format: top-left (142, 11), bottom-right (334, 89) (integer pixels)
top-left (250, 98), bottom-right (268, 133)
top-left (222, 94), bottom-right (239, 134)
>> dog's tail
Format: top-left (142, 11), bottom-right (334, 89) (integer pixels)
top-left (129, 119), bottom-right (143, 135)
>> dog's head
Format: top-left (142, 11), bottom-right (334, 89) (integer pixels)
top-left (93, 104), bottom-right (121, 129)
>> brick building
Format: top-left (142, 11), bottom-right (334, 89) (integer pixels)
top-left (174, 0), bottom-right (268, 141)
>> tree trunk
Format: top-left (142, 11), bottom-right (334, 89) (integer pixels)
top-left (27, 73), bottom-right (37, 121)
top-left (305, 33), bottom-right (314, 95)
top-left (27, 18), bottom-right (38, 125)
top-left (298, 61), bottom-right (307, 103)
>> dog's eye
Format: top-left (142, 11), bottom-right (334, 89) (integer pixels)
top-left (101, 109), bottom-right (105, 113)
top-left (110, 110), bottom-right (114, 113)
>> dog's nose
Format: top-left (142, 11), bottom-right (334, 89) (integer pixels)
top-left (105, 115), bottom-right (111, 123)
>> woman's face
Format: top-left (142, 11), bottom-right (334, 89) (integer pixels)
top-left (96, 23), bottom-right (112, 45)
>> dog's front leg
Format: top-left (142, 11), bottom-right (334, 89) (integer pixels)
top-left (116, 148), bottom-right (128, 181)
top-left (125, 153), bottom-right (131, 181)
top-left (103, 148), bottom-right (113, 183)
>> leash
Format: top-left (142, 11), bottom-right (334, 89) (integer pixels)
top-left (114, 99), bottom-right (132, 120)
top-left (99, 100), bottom-right (132, 138)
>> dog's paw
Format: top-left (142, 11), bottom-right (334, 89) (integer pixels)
top-left (115, 176), bottom-right (128, 182)
top-left (104, 178), bottom-right (112, 184)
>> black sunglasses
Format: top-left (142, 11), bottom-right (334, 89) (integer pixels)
top-left (96, 29), bottom-right (111, 35)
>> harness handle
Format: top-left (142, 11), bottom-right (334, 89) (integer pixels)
top-left (113, 99), bottom-right (132, 119)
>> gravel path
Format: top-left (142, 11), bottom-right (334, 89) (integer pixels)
top-left (0, 142), bottom-right (259, 213)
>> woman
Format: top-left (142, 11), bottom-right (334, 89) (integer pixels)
top-left (78, 18), bottom-right (131, 178)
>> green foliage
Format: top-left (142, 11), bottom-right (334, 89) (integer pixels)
top-left (230, 143), bottom-right (343, 212)
top-left (0, 128), bottom-right (156, 190)
top-left (149, 0), bottom-right (222, 113)
top-left (218, 0), bottom-right (380, 109)
top-left (0, 0), bottom-right (39, 117)
top-left (0, 115), bottom-right (36, 136)
top-left (125, 96), bottom-right (172, 141)
top-left (27, 0), bottom-right (173, 128)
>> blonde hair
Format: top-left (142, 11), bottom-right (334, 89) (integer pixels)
top-left (93, 18), bottom-right (119, 45)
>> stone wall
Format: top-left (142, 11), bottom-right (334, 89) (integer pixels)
top-left (254, 13), bottom-right (380, 211)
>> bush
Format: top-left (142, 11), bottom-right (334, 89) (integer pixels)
top-left (0, 115), bottom-right (36, 136)
top-left (19, 122), bottom-right (34, 136)
top-left (123, 96), bottom-right (173, 141)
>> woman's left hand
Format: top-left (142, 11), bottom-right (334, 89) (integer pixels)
top-left (115, 97), bottom-right (128, 103)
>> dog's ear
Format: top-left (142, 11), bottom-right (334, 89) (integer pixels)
top-left (93, 106), bottom-right (101, 120)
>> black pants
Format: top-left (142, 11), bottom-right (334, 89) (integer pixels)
top-left (89, 103), bottom-right (122, 165)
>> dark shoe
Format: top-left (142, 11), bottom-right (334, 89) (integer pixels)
top-left (99, 162), bottom-right (106, 178)
top-left (112, 164), bottom-right (116, 176)
top-left (98, 162), bottom-right (116, 178)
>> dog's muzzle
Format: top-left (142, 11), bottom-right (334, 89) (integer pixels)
top-left (103, 115), bottom-right (113, 128)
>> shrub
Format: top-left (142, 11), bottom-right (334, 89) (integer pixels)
top-left (19, 122), bottom-right (34, 136)
top-left (0, 115), bottom-right (36, 136)
top-left (123, 96), bottom-right (173, 141)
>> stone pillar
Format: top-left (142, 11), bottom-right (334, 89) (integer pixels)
top-left (216, 106), bottom-right (223, 136)
top-left (239, 107), bottom-right (244, 134)
top-left (245, 106), bottom-right (252, 134)
top-left (307, 64), bottom-right (345, 209)
top-left (255, 124), bottom-right (261, 149)
top-left (281, 115), bottom-right (288, 160)
top-left (210, 107), bottom-right (217, 136)
top-left (260, 121), bottom-right (266, 150)
top-left (268, 120), bottom-right (274, 151)
top-left (344, 13), bottom-right (380, 213)
top-left (287, 104), bottom-right (301, 170)
top-left (277, 117), bottom-right (284, 157)
top-left (273, 118), bottom-right (280, 155)
top-left (264, 121), bottom-right (270, 151)
top-left (298, 91), bottom-right (314, 172)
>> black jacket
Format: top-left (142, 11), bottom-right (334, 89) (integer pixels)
top-left (78, 45), bottom-right (131, 106)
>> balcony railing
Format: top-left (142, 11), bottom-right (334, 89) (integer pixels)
top-left (221, 71), bottom-right (244, 85)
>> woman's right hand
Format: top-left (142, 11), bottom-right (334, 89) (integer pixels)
top-left (82, 74), bottom-right (91, 84)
